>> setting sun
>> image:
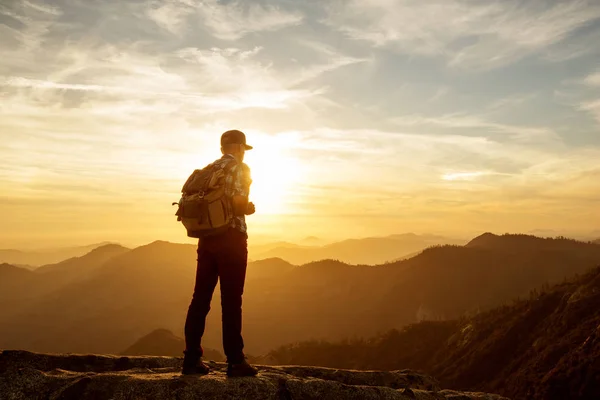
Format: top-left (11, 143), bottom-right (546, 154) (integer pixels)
top-left (244, 133), bottom-right (306, 215)
top-left (0, 0), bottom-right (599, 249)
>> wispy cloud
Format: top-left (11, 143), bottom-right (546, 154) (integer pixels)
top-left (196, 0), bottom-right (303, 40)
top-left (22, 1), bottom-right (62, 16)
top-left (0, 0), bottom-right (64, 59)
top-left (486, 93), bottom-right (537, 112)
top-left (174, 46), bottom-right (277, 92)
top-left (2, 76), bottom-right (133, 93)
top-left (286, 127), bottom-right (600, 230)
top-left (147, 0), bottom-right (303, 40)
top-left (0, 38), bottom-right (331, 120)
top-left (580, 100), bottom-right (600, 124)
top-left (146, 0), bottom-right (196, 35)
top-left (579, 70), bottom-right (600, 123)
top-left (426, 87), bottom-right (450, 103)
top-left (292, 127), bottom-right (549, 182)
top-left (288, 40), bottom-right (370, 86)
top-left (543, 25), bottom-right (600, 62)
top-left (324, 0), bottom-right (600, 69)
top-left (391, 114), bottom-right (559, 143)
top-left (442, 171), bottom-right (494, 181)
top-left (585, 71), bottom-right (600, 87)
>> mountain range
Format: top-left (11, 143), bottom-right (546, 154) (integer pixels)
top-left (265, 264), bottom-right (600, 400)
top-left (0, 233), bottom-right (462, 268)
top-left (0, 242), bottom-right (119, 267)
top-left (249, 233), bottom-right (465, 265)
top-left (1, 233), bottom-right (600, 358)
top-left (0, 244), bottom-right (129, 312)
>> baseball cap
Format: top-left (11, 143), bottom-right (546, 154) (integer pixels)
top-left (220, 130), bottom-right (253, 150)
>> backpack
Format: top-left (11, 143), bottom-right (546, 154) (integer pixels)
top-left (173, 158), bottom-right (238, 238)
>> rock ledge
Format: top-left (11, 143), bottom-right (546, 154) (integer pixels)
top-left (0, 350), bottom-right (509, 399)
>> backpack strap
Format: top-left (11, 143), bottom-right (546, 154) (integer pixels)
top-left (223, 157), bottom-right (238, 175)
top-left (182, 157), bottom-right (239, 195)
top-left (214, 157), bottom-right (236, 183)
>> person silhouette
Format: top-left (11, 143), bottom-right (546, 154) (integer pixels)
top-left (182, 130), bottom-right (258, 377)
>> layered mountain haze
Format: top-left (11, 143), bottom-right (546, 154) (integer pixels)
top-left (35, 244), bottom-right (130, 282)
top-left (246, 257), bottom-right (295, 279)
top-left (299, 236), bottom-right (326, 246)
top-left (0, 244), bottom-right (130, 311)
top-left (0, 263), bottom-right (30, 279)
top-left (1, 241), bottom-right (199, 353)
top-left (0, 263), bottom-right (33, 310)
top-left (250, 233), bottom-right (465, 265)
top-left (2, 233), bottom-right (600, 358)
top-left (0, 242), bottom-right (120, 268)
top-left (0, 233), bottom-right (466, 268)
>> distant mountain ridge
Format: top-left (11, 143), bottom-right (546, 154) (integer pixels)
top-left (0, 242), bottom-right (119, 267)
top-left (467, 232), bottom-right (600, 251)
top-left (36, 244), bottom-right (130, 275)
top-left (246, 257), bottom-right (294, 279)
top-left (2, 233), bottom-right (600, 357)
top-left (0, 244), bottom-right (131, 319)
top-left (0, 263), bottom-right (34, 280)
top-left (251, 233), bottom-right (465, 265)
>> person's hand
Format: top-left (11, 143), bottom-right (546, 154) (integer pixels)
top-left (246, 202), bottom-right (256, 215)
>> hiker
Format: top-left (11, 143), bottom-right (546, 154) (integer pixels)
top-left (181, 130), bottom-right (258, 377)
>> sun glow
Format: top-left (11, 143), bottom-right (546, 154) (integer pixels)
top-left (442, 171), bottom-right (487, 181)
top-left (244, 133), bottom-right (305, 215)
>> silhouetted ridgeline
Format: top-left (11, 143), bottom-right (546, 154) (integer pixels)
top-left (0, 244), bottom-right (129, 306)
top-left (264, 266), bottom-right (600, 400)
top-left (1, 233), bottom-right (600, 359)
top-left (0, 242), bottom-right (119, 267)
top-left (250, 233), bottom-right (465, 265)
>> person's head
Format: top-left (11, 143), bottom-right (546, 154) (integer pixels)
top-left (220, 130), bottom-right (253, 162)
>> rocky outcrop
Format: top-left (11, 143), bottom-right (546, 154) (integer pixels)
top-left (0, 350), bottom-right (509, 400)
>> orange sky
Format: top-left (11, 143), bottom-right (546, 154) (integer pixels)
top-left (2, 0), bottom-right (600, 249)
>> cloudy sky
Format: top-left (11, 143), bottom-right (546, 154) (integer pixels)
top-left (1, 0), bottom-right (600, 248)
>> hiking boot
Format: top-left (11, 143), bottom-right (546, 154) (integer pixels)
top-left (226, 359), bottom-right (258, 377)
top-left (182, 360), bottom-right (210, 375)
top-left (181, 350), bottom-right (210, 375)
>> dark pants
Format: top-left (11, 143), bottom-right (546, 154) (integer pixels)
top-left (184, 228), bottom-right (248, 364)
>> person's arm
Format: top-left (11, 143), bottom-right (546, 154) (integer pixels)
top-left (232, 195), bottom-right (249, 216)
top-left (230, 164), bottom-right (254, 216)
